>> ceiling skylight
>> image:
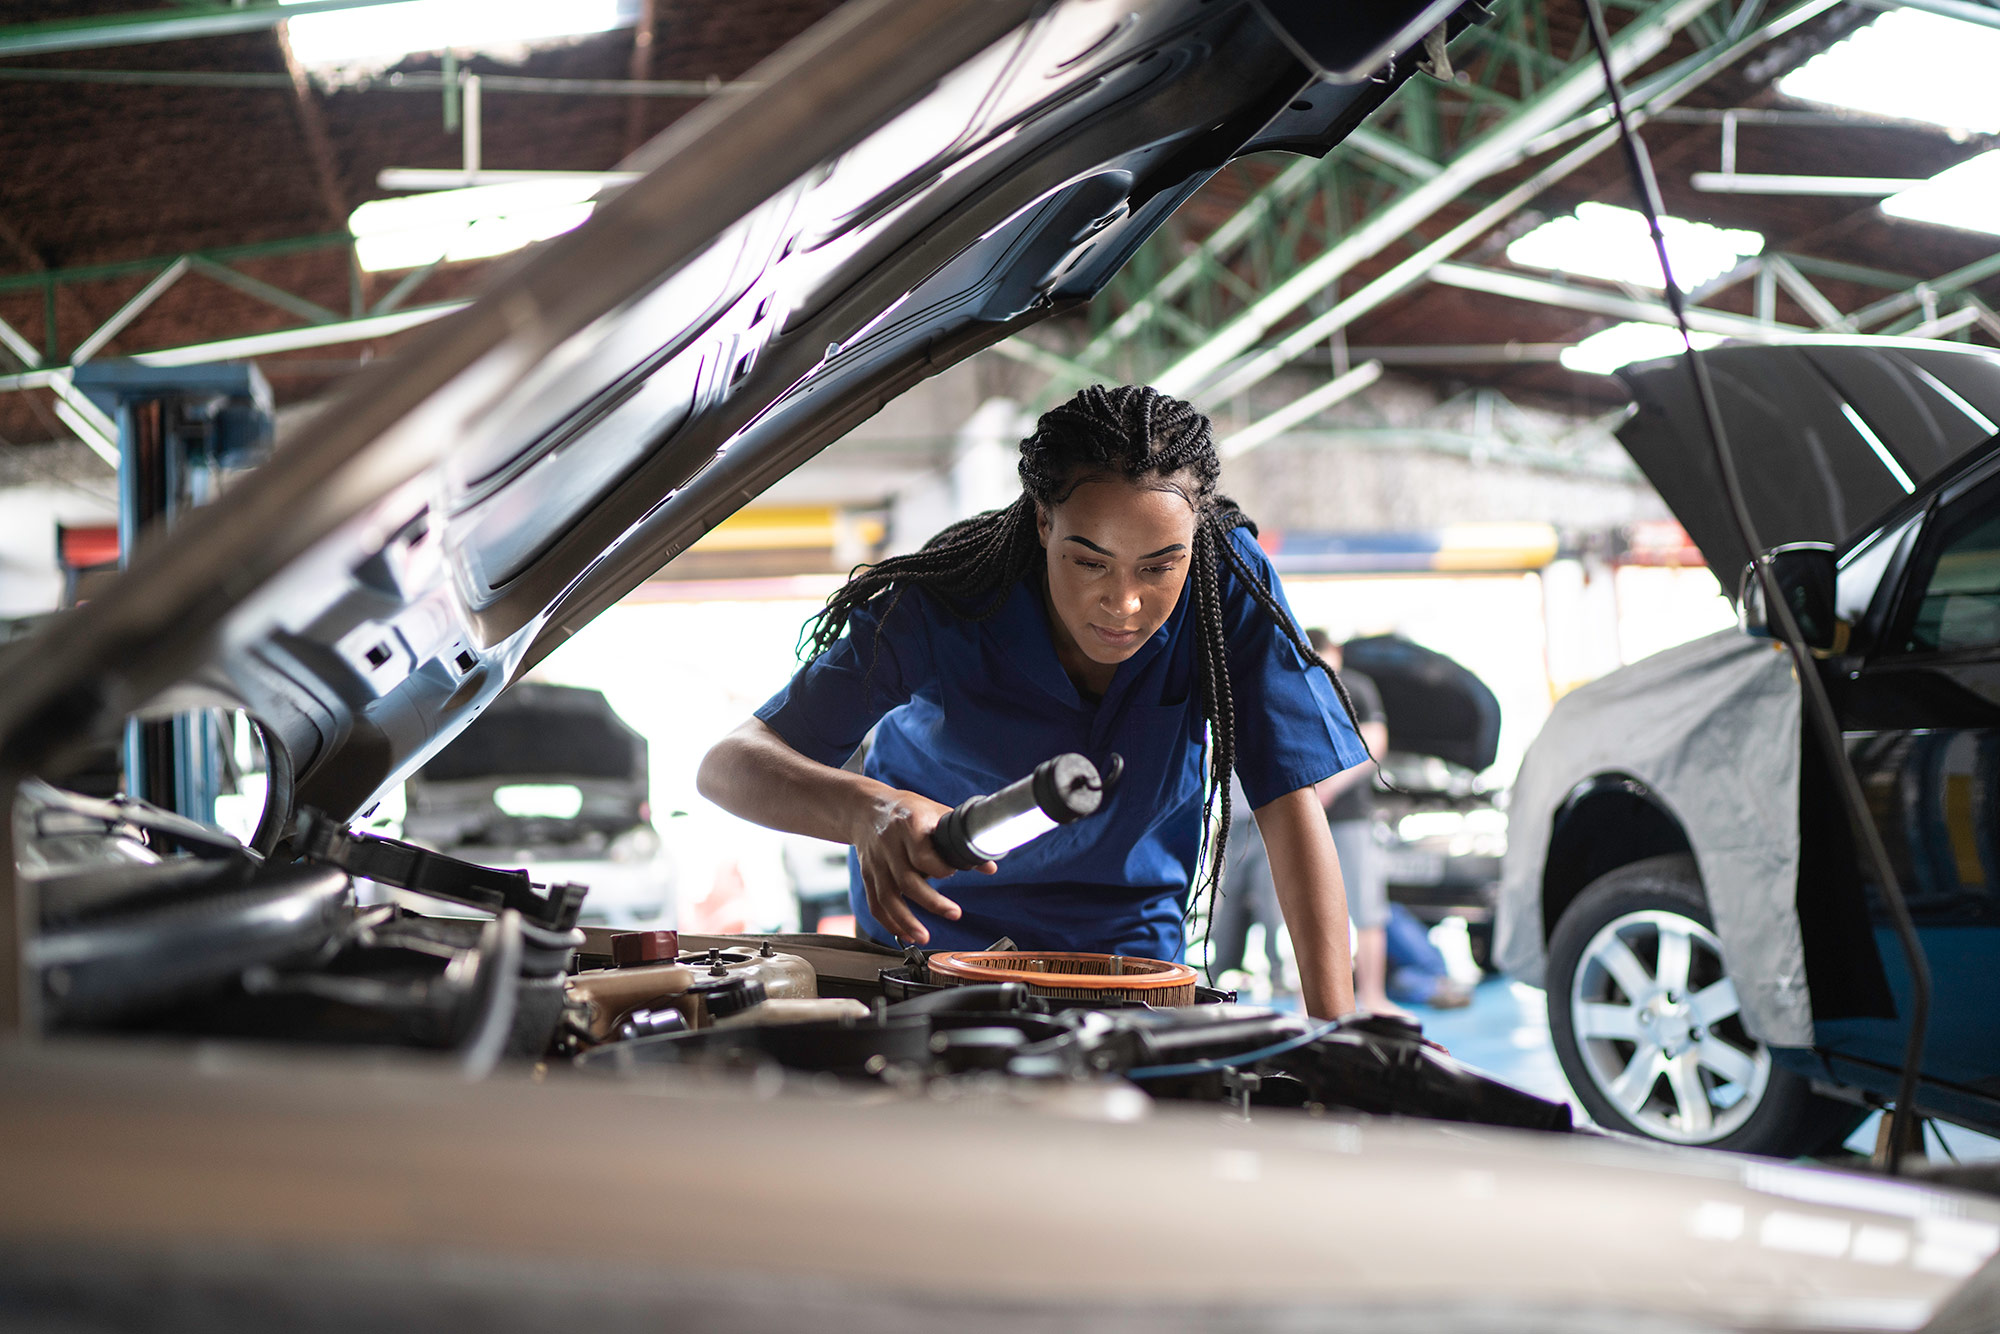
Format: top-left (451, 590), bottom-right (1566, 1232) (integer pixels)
top-left (349, 179), bottom-right (600, 271)
top-left (1506, 202), bottom-right (1764, 291)
top-left (1560, 322), bottom-right (1724, 375)
top-left (1777, 9), bottom-right (2000, 134)
top-left (284, 0), bottom-right (633, 69)
top-left (1882, 151), bottom-right (2000, 238)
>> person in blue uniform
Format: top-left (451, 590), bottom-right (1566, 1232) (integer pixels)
top-left (698, 385), bottom-right (1371, 1018)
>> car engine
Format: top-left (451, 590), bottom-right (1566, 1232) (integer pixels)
top-left (24, 777), bottom-right (1569, 1133)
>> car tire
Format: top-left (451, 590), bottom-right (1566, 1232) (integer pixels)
top-left (1546, 854), bottom-right (1864, 1156)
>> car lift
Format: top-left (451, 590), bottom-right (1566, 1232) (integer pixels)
top-left (71, 361), bottom-right (273, 827)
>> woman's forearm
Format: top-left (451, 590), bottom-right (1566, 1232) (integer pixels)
top-left (698, 718), bottom-right (981, 943)
top-left (1254, 785), bottom-right (1356, 1019)
top-left (697, 718), bottom-right (893, 845)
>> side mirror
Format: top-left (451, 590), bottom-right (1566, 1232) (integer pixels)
top-left (1738, 542), bottom-right (1840, 651)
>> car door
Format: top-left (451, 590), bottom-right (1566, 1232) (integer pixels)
top-left (1825, 462), bottom-right (2000, 1108)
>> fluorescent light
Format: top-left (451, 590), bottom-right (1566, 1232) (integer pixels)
top-left (1882, 151), bottom-right (2000, 239)
top-left (348, 179), bottom-right (600, 271)
top-left (1777, 9), bottom-right (2000, 134)
top-left (1560, 321), bottom-right (1724, 375)
top-left (1507, 202), bottom-right (1764, 292)
top-left (378, 168), bottom-right (639, 191)
top-left (283, 0), bottom-right (631, 68)
top-left (131, 303), bottom-right (467, 365)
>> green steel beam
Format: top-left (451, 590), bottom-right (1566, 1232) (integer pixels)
top-left (0, 233), bottom-right (375, 369)
top-left (188, 257), bottom-right (341, 326)
top-left (0, 301), bottom-right (466, 393)
top-left (1849, 250), bottom-right (2000, 329)
top-left (0, 233), bottom-right (350, 299)
top-left (0, 0), bottom-right (414, 60)
top-left (1053, 0), bottom-right (1779, 394)
top-left (1147, 0), bottom-right (1740, 394)
top-left (0, 66), bottom-right (747, 97)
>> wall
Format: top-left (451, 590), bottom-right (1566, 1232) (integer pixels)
top-left (0, 442), bottom-right (117, 618)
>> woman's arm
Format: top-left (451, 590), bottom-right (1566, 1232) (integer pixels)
top-left (1253, 785), bottom-right (1355, 1019)
top-left (697, 719), bottom-right (991, 944)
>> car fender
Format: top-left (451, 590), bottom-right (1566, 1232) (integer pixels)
top-left (1495, 630), bottom-right (1815, 1048)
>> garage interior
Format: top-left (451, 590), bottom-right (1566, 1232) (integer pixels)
top-left (7, 0), bottom-right (2000, 1308)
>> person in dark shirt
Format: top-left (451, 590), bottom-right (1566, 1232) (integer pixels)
top-left (1307, 628), bottom-right (1399, 1015)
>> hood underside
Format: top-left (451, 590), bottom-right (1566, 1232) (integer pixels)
top-left (1615, 340), bottom-right (2000, 586)
top-left (0, 0), bottom-right (1463, 830)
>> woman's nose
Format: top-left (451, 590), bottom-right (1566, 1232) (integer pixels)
top-left (1104, 579), bottom-right (1142, 616)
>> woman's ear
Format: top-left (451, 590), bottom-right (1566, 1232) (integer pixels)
top-left (1035, 504), bottom-right (1051, 548)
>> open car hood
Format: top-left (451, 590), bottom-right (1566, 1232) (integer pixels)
top-left (1615, 340), bottom-right (2000, 584)
top-left (0, 0), bottom-right (1466, 829)
top-left (1341, 634), bottom-right (1500, 774)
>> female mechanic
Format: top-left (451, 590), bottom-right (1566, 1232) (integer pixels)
top-left (697, 385), bottom-right (1371, 1018)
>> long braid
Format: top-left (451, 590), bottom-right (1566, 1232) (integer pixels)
top-left (1211, 510), bottom-right (1372, 744)
top-left (1188, 520), bottom-right (1236, 952)
top-left (798, 383), bottom-right (1371, 963)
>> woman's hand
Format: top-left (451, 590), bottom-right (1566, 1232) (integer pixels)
top-left (848, 787), bottom-right (996, 944)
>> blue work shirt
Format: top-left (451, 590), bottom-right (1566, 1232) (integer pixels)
top-left (754, 526), bottom-right (1366, 961)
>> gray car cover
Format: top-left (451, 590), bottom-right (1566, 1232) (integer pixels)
top-left (1495, 629), bottom-right (1813, 1048)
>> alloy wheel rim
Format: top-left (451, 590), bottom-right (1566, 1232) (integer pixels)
top-left (1569, 908), bottom-right (1770, 1144)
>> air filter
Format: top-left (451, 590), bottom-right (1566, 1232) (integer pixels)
top-left (924, 951), bottom-right (1198, 1007)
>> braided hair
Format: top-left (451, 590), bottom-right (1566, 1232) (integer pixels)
top-left (804, 384), bottom-right (1367, 942)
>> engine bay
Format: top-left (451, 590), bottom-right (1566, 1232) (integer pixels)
top-left (23, 779), bottom-right (1568, 1133)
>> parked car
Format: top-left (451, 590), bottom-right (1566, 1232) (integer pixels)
top-left (6, 4), bottom-right (2000, 1329)
top-left (1498, 339), bottom-right (2000, 1156)
top-left (403, 682), bottom-right (676, 929)
top-left (1345, 634), bottom-right (1507, 968)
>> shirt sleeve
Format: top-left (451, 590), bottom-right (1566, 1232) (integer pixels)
top-left (1219, 526), bottom-right (1370, 808)
top-left (754, 589), bottom-right (934, 767)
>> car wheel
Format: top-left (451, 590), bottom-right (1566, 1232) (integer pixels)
top-left (1546, 855), bottom-right (1863, 1156)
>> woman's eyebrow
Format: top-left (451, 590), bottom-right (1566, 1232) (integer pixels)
top-left (1062, 536), bottom-right (1188, 559)
top-left (1056, 536), bottom-right (1176, 560)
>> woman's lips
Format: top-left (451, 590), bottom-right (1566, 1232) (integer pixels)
top-left (1089, 623), bottom-right (1141, 648)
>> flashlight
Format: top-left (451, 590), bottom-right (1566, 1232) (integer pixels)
top-left (930, 752), bottom-right (1123, 871)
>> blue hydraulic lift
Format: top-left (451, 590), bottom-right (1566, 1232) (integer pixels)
top-left (70, 361), bottom-right (273, 826)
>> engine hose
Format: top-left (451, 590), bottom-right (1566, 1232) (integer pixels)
top-left (247, 717), bottom-right (293, 862)
top-left (1125, 1017), bottom-right (1344, 1081)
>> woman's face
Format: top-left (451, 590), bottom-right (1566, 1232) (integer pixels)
top-left (1037, 475), bottom-right (1199, 684)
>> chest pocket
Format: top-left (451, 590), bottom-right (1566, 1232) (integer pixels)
top-left (1109, 699), bottom-right (1204, 835)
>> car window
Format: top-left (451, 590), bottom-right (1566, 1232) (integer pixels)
top-left (1903, 499), bottom-right (2000, 655)
top-left (1837, 510), bottom-right (1919, 625)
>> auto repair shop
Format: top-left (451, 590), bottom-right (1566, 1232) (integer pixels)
top-left (5, 1), bottom-right (2000, 1330)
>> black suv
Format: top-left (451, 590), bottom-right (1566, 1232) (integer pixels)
top-left (1499, 339), bottom-right (2000, 1156)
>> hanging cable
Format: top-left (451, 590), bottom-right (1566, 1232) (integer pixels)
top-left (1576, 0), bottom-right (1933, 1173)
top-left (1126, 1017), bottom-right (1347, 1081)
